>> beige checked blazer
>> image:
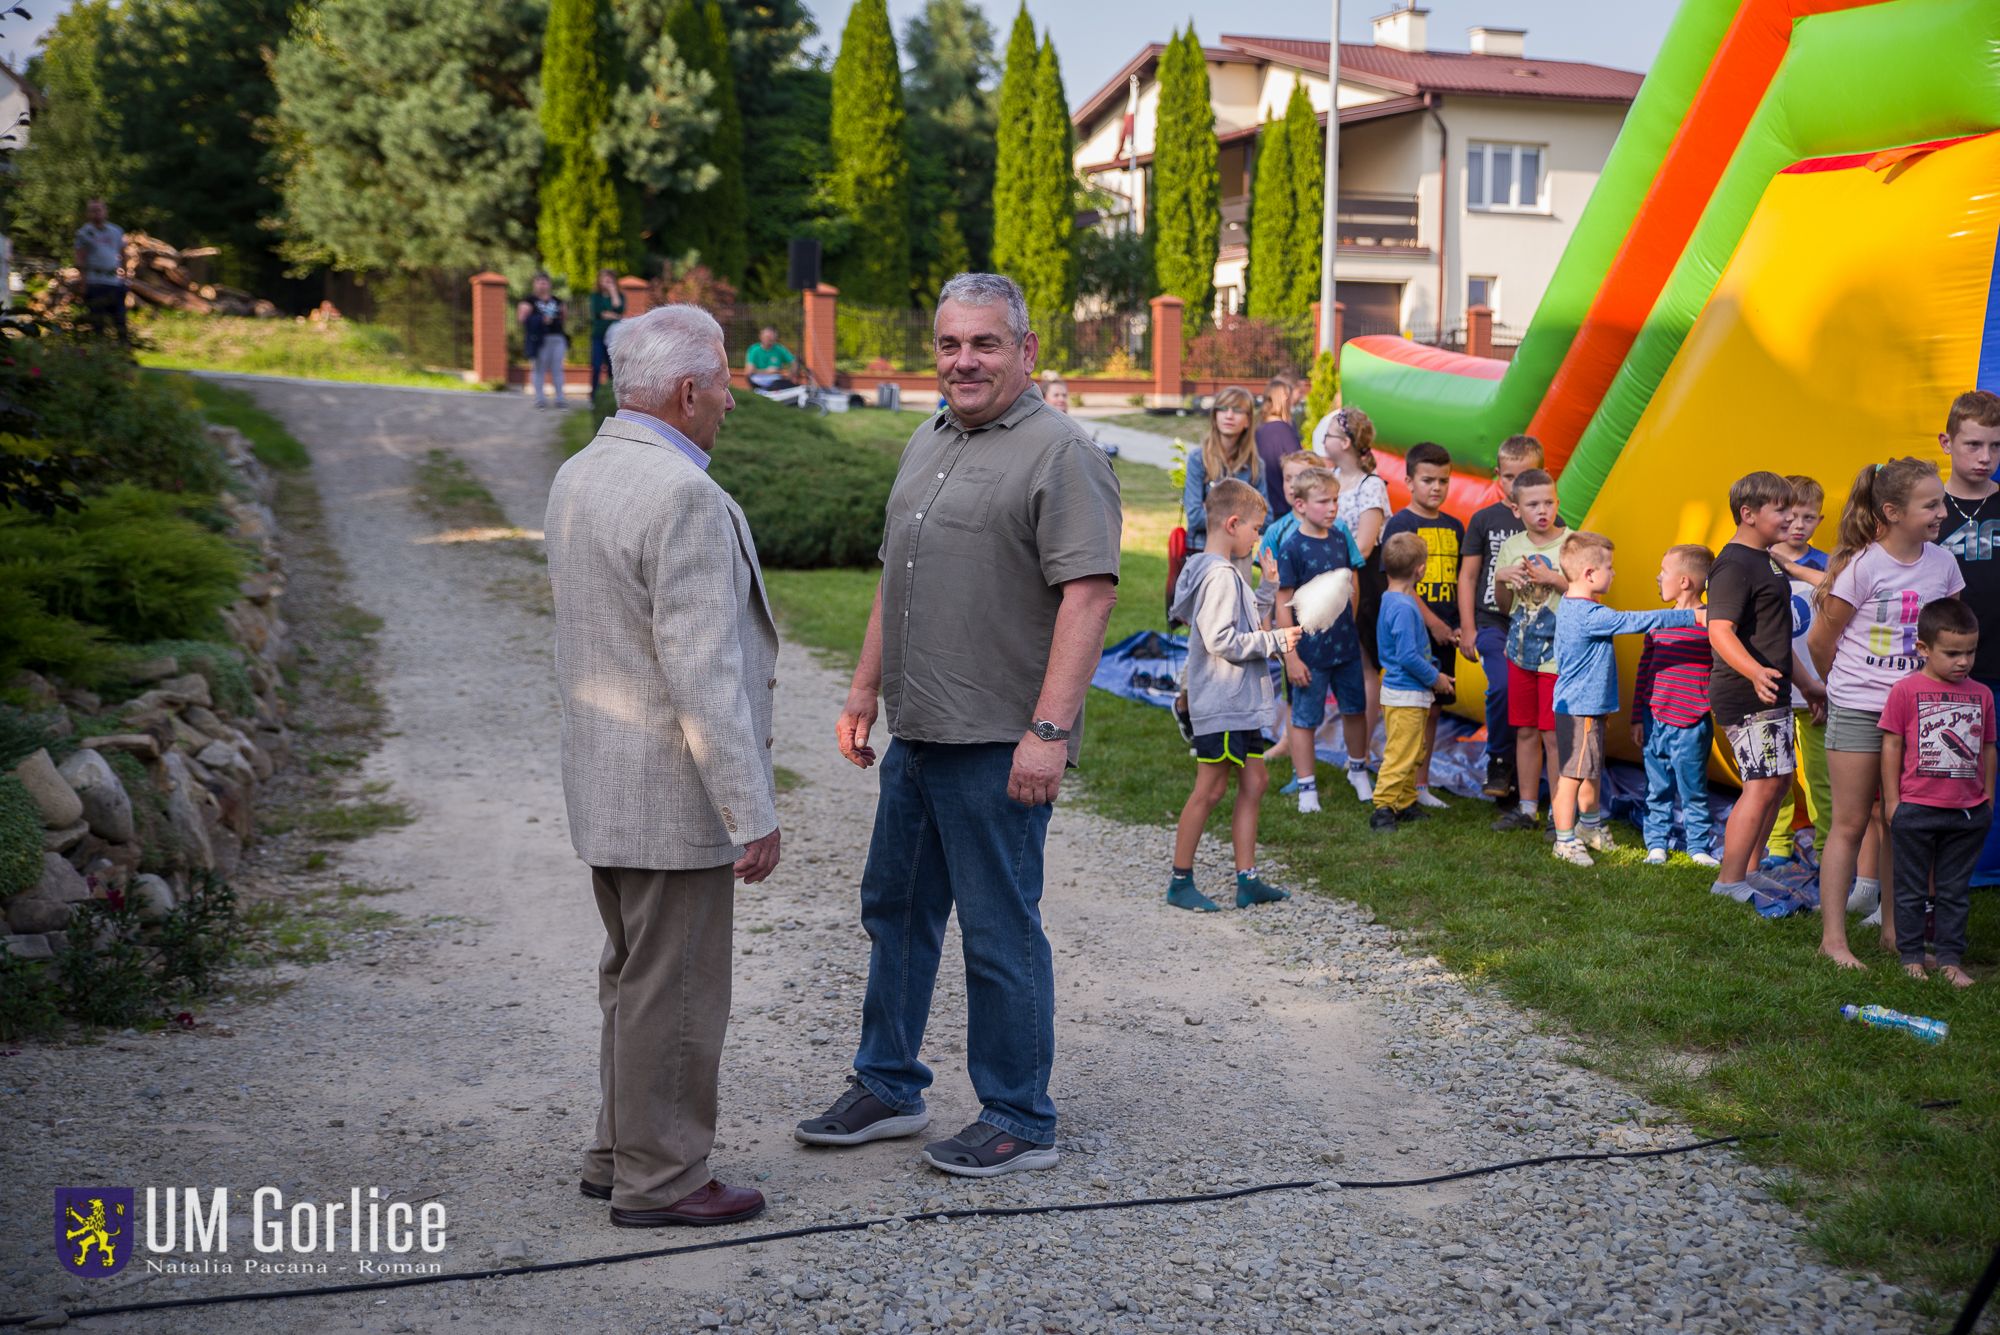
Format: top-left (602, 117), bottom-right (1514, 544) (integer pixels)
top-left (546, 416), bottom-right (779, 870)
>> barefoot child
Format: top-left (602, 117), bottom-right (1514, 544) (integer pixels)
top-left (1548, 533), bottom-right (1702, 867)
top-left (1382, 441), bottom-right (1464, 809)
top-left (1879, 597), bottom-right (1992, 987)
top-left (1807, 458), bottom-right (1962, 966)
top-left (1166, 480), bottom-right (1303, 911)
top-left (1276, 467), bottom-right (1372, 810)
top-left (1632, 544), bottom-right (1719, 866)
top-left (1459, 436), bottom-right (1545, 802)
top-left (1491, 469), bottom-right (1569, 832)
top-left (1370, 532), bottom-right (1454, 831)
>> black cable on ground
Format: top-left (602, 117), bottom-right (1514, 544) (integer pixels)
top-left (1951, 1241), bottom-right (2000, 1335)
top-left (3, 1134), bottom-right (1757, 1327)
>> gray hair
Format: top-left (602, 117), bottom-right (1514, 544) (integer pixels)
top-left (935, 272), bottom-right (1029, 345)
top-left (608, 304), bottom-right (727, 408)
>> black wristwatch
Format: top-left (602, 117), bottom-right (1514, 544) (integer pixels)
top-left (1030, 720), bottom-right (1071, 743)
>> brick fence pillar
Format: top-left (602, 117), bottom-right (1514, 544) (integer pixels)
top-left (470, 272), bottom-right (510, 384)
top-left (1467, 304), bottom-right (1494, 360)
top-left (1332, 301), bottom-right (1346, 367)
top-left (1149, 294), bottom-right (1185, 405)
top-left (802, 283), bottom-right (839, 387)
top-left (618, 275), bottom-right (653, 318)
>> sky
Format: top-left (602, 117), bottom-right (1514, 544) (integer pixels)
top-left (6, 0), bottom-right (1678, 105)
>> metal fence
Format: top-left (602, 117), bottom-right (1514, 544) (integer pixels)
top-left (715, 301), bottom-right (805, 368)
top-left (836, 304), bottom-right (1153, 376)
top-left (1408, 321), bottom-right (1527, 361)
top-left (1183, 312), bottom-right (1317, 383)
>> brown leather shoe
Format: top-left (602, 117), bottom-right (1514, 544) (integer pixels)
top-left (579, 1178), bottom-right (611, 1201)
top-left (609, 1179), bottom-right (765, 1228)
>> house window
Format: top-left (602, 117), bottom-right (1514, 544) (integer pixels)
top-left (1468, 276), bottom-right (1497, 316)
top-left (1466, 142), bottom-right (1546, 213)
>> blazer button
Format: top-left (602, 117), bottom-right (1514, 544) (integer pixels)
top-left (768, 677), bottom-right (777, 688)
top-left (765, 737), bottom-right (774, 748)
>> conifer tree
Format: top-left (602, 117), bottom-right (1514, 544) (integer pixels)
top-left (989, 3), bottom-right (1039, 281)
top-left (539, 0), bottom-right (627, 290)
top-left (1245, 106), bottom-right (1292, 320)
top-left (1150, 26), bottom-right (1219, 322)
top-left (1018, 34), bottom-right (1076, 324)
top-left (827, 0), bottom-right (911, 314)
top-left (1281, 82), bottom-right (1325, 325)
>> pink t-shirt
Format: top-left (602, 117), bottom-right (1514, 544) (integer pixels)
top-left (1878, 672), bottom-right (1994, 809)
top-left (1825, 542), bottom-right (1965, 711)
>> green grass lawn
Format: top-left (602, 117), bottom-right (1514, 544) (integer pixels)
top-left (174, 376), bottom-right (310, 471)
top-left (752, 432), bottom-right (1999, 1314)
top-left (134, 310), bottom-right (484, 391)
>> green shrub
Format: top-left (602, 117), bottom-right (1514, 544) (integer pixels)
top-left (0, 485), bottom-right (247, 685)
top-left (57, 896), bottom-right (157, 1027)
top-left (0, 950), bottom-right (60, 1041)
top-left (0, 703), bottom-right (73, 769)
top-left (0, 774), bottom-right (41, 898)
top-left (154, 872), bottom-right (240, 997)
top-left (2, 336), bottom-right (228, 496)
top-left (709, 395), bottom-right (898, 568)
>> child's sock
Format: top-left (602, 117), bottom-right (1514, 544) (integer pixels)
top-left (1553, 825), bottom-right (1577, 844)
top-left (1172, 865), bottom-right (1193, 880)
top-left (1518, 798), bottom-right (1537, 816)
top-left (1579, 809), bottom-right (1605, 829)
top-left (1346, 760), bottom-right (1368, 774)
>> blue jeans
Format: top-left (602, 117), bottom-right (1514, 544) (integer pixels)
top-left (590, 335), bottom-right (611, 396)
top-left (853, 739), bottom-right (1058, 1142)
top-left (1641, 718), bottom-right (1713, 854)
top-left (1475, 624), bottom-right (1512, 763)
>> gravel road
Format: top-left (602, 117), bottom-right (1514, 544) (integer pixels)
top-left (0, 380), bottom-right (1919, 1333)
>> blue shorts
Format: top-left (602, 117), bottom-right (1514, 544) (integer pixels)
top-left (1289, 659), bottom-right (1365, 729)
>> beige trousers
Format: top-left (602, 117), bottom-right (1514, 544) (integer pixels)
top-left (583, 863), bottom-right (734, 1210)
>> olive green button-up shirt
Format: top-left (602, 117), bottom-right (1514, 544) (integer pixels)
top-left (877, 386), bottom-right (1122, 765)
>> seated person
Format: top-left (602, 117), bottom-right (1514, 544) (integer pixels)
top-left (746, 326), bottom-right (799, 389)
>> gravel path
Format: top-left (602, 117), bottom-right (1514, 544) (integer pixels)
top-left (0, 382), bottom-right (1918, 1333)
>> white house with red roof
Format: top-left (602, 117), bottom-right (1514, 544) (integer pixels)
top-left (1072, 5), bottom-right (1642, 340)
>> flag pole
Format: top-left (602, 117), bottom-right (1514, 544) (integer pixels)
top-left (1317, 0), bottom-right (1341, 352)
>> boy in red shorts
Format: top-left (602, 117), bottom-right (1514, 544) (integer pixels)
top-left (1491, 469), bottom-right (1569, 831)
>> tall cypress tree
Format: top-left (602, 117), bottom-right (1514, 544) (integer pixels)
top-left (650, 0), bottom-right (748, 280)
top-left (827, 0), bottom-right (910, 310)
top-left (1150, 26), bottom-right (1219, 322)
top-left (989, 3), bottom-right (1038, 282)
top-left (1017, 34), bottom-right (1076, 324)
top-left (539, 0), bottom-right (626, 290)
top-left (903, 0), bottom-right (999, 276)
top-left (1281, 82), bottom-right (1325, 325)
top-left (1245, 106), bottom-right (1293, 320)
top-left (700, 2), bottom-right (750, 282)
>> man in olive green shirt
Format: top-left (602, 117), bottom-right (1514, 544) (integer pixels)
top-left (793, 273), bottom-right (1121, 1179)
top-left (745, 327), bottom-right (797, 388)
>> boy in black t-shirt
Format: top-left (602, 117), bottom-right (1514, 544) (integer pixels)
top-left (1706, 471), bottom-right (1805, 903)
top-left (1381, 442), bottom-right (1463, 808)
top-left (1936, 389), bottom-right (2000, 880)
top-left (1458, 435), bottom-right (1544, 800)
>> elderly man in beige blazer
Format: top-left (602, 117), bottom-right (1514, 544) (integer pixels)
top-left (545, 303), bottom-right (780, 1228)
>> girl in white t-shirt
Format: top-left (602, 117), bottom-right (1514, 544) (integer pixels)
top-left (1315, 407), bottom-right (1389, 752)
top-left (1806, 457), bottom-right (1962, 968)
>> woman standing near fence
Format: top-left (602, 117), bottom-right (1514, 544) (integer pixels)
top-left (1182, 386), bottom-right (1269, 552)
top-left (588, 269), bottom-right (624, 397)
top-left (1255, 377), bottom-right (1302, 519)
top-left (519, 274), bottom-right (568, 410)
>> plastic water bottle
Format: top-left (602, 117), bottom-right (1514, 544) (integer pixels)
top-left (1840, 1004), bottom-right (1948, 1043)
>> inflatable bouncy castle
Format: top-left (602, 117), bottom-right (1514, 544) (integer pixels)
top-left (1340, 0), bottom-right (2000, 752)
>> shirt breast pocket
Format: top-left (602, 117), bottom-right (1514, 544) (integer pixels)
top-left (932, 465), bottom-right (1006, 533)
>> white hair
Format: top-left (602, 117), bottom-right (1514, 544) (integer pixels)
top-left (935, 272), bottom-right (1029, 345)
top-left (608, 304), bottom-right (727, 408)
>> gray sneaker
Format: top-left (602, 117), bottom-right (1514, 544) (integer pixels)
top-left (794, 1079), bottom-right (930, 1146)
top-left (920, 1121), bottom-right (1059, 1178)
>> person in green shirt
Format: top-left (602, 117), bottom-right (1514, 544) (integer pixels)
top-left (588, 269), bottom-right (625, 396)
top-left (745, 326), bottom-right (798, 388)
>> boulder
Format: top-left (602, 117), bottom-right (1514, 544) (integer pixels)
top-left (81, 734), bottom-right (162, 762)
top-left (3, 933), bottom-right (54, 960)
top-left (37, 852), bottom-right (90, 903)
top-left (11, 749), bottom-right (83, 828)
top-left (5, 896), bottom-right (72, 934)
top-left (156, 673), bottom-right (214, 707)
top-left (184, 706), bottom-right (233, 740)
top-left (159, 753), bottom-right (216, 870)
top-left (169, 714), bottom-right (212, 755)
top-left (57, 748), bottom-right (136, 844)
top-left (130, 874), bottom-right (176, 924)
top-left (6, 670), bottom-right (58, 707)
top-left (244, 742), bottom-right (274, 782)
top-left (58, 686), bottom-right (102, 714)
top-left (125, 655), bottom-right (180, 684)
top-left (197, 741), bottom-right (255, 787)
top-left (42, 930), bottom-right (68, 955)
top-left (41, 821), bottom-right (88, 853)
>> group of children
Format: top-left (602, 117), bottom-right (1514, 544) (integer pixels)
top-left (1167, 388), bottom-right (2000, 985)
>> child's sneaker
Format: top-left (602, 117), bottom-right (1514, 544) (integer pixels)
top-left (1235, 873), bottom-right (1291, 908)
top-left (1346, 765), bottom-right (1374, 802)
top-left (1578, 823), bottom-right (1617, 852)
top-left (1644, 848), bottom-right (1668, 865)
top-left (1480, 759), bottom-right (1516, 799)
top-left (1414, 787), bottom-right (1448, 809)
top-left (1368, 807), bottom-right (1398, 833)
top-left (1297, 787), bottom-right (1321, 814)
top-left (1165, 874), bottom-right (1220, 913)
top-left (1552, 838), bottom-right (1594, 867)
top-left (1689, 852), bottom-right (1720, 868)
top-left (1491, 808), bottom-right (1539, 833)
top-left (1172, 690), bottom-right (1195, 744)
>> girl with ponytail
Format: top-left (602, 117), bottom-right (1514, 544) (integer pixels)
top-left (1806, 457), bottom-right (1962, 967)
top-left (1318, 407), bottom-right (1389, 749)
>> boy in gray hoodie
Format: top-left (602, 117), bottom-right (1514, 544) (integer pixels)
top-left (1166, 479), bottom-right (1303, 911)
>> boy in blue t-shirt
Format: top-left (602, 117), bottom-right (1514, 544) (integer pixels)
top-left (1275, 466), bottom-right (1371, 812)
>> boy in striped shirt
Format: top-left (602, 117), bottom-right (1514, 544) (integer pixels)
top-left (1632, 544), bottom-right (1719, 865)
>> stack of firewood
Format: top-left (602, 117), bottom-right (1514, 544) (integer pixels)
top-left (41, 231), bottom-right (279, 318)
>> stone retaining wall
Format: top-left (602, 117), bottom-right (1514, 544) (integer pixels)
top-left (3, 425), bottom-right (293, 959)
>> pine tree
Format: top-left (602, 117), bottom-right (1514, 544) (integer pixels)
top-left (700, 2), bottom-right (750, 282)
top-left (1016, 35), bottom-right (1076, 327)
top-left (989, 3), bottom-right (1039, 281)
top-left (923, 209), bottom-right (972, 305)
top-left (539, 0), bottom-right (627, 290)
top-left (1244, 106), bottom-right (1292, 320)
top-left (10, 1), bottom-right (130, 263)
top-left (1281, 82), bottom-right (1325, 325)
top-left (641, 0), bottom-right (747, 280)
top-left (1150, 26), bottom-right (1219, 322)
top-left (718, 0), bottom-right (834, 299)
top-left (827, 0), bottom-right (911, 313)
top-left (904, 0), bottom-right (999, 276)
